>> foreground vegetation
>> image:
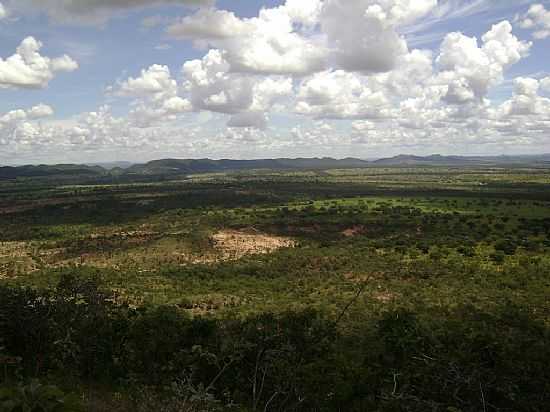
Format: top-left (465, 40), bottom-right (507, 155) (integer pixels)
top-left (1, 166), bottom-right (549, 411)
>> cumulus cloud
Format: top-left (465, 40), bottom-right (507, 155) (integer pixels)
top-left (168, 0), bottom-right (324, 42)
top-left (250, 77), bottom-right (293, 112)
top-left (167, 8), bottom-right (250, 40)
top-left (0, 104), bottom-right (238, 161)
top-left (169, 0), bottom-right (440, 76)
top-left (436, 21), bottom-right (531, 104)
top-left (0, 104), bottom-right (54, 147)
top-left (183, 50), bottom-right (254, 113)
top-left (50, 106), bottom-right (181, 153)
top-left (516, 3), bottom-right (550, 39)
top-left (496, 77), bottom-right (550, 117)
top-left (0, 37), bottom-right (78, 89)
top-left (320, 0), bottom-right (436, 73)
top-left (372, 49), bottom-right (435, 98)
top-left (514, 77), bottom-right (540, 97)
top-left (114, 54), bottom-right (293, 129)
top-left (67, 106), bottom-right (135, 146)
top-left (167, 0), bottom-right (453, 78)
top-left (27, 104), bottom-right (55, 119)
top-left (295, 68), bottom-right (409, 120)
top-left (105, 3), bottom-right (541, 154)
top-left (283, 15), bottom-right (541, 151)
top-left (10, 0), bottom-right (214, 24)
top-left (111, 47), bottom-right (294, 130)
top-left (162, 96), bottom-right (192, 113)
top-left (118, 64), bottom-right (178, 98)
top-left (284, 0), bottom-right (323, 27)
top-left (164, 8), bottom-right (535, 137)
top-left (0, 103), bottom-right (53, 126)
top-left (115, 65), bottom-right (192, 127)
top-left (7, 1), bottom-right (549, 161)
top-left (168, 2), bottom-right (327, 75)
top-left (182, 50), bottom-right (293, 126)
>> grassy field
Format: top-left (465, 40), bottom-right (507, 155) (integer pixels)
top-left (1, 166), bottom-right (549, 411)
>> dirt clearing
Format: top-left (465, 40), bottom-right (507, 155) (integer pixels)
top-left (212, 230), bottom-right (296, 260)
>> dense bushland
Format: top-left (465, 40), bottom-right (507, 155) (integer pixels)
top-left (1, 275), bottom-right (548, 412)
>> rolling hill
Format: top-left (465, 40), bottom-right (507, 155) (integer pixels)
top-left (3, 154), bottom-right (550, 180)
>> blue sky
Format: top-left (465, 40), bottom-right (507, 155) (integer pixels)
top-left (1, 0), bottom-right (550, 164)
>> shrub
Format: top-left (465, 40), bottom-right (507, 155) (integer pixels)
top-left (0, 380), bottom-right (83, 412)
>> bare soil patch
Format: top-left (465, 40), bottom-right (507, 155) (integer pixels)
top-left (342, 225), bottom-right (367, 238)
top-left (211, 230), bottom-right (296, 260)
top-left (373, 291), bottom-right (399, 304)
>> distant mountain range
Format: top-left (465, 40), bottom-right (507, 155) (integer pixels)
top-left (2, 154), bottom-right (550, 179)
top-left (124, 157), bottom-right (370, 175)
top-left (85, 161), bottom-right (134, 170)
top-left (0, 164), bottom-right (105, 179)
top-left (372, 154), bottom-right (550, 166)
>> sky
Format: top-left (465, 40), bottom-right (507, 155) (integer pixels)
top-left (0, 0), bottom-right (550, 165)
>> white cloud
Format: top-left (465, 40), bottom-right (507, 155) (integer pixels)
top-left (118, 64), bottom-right (177, 98)
top-left (250, 77), bottom-right (293, 112)
top-left (0, 104), bottom-right (55, 147)
top-left (295, 70), bottom-right (392, 119)
top-left (435, 21), bottom-right (531, 104)
top-left (50, 55), bottom-right (79, 72)
top-left (283, 16), bottom-right (541, 151)
top-left (115, 64), bottom-right (192, 127)
top-left (182, 50), bottom-right (292, 127)
top-left (162, 96), bottom-right (192, 113)
top-left (167, 0), bottom-right (442, 76)
top-left (10, 0), bottom-right (214, 24)
top-left (224, 24), bottom-right (326, 75)
top-left (28, 103), bottom-right (55, 119)
top-left (167, 8), bottom-right (251, 40)
top-left (320, 0), bottom-right (436, 73)
top-left (168, 2), bottom-right (327, 75)
top-left (284, 0), bottom-right (323, 27)
top-left (496, 77), bottom-right (550, 117)
top-left (373, 49), bottom-right (434, 97)
top-left (514, 77), bottom-right (540, 97)
top-left (183, 50), bottom-right (254, 114)
top-left (115, 56), bottom-right (291, 129)
top-left (517, 3), bottom-right (550, 39)
top-left (6, 2), bottom-right (550, 161)
top-left (69, 106), bottom-right (135, 146)
top-left (0, 37), bottom-right (78, 89)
